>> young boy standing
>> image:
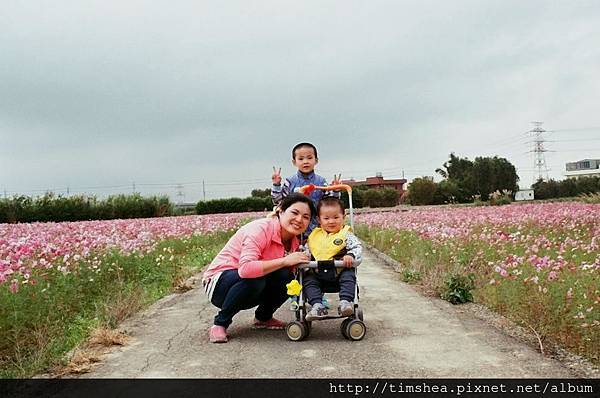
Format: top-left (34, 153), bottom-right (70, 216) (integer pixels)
top-left (304, 197), bottom-right (362, 321)
top-left (271, 142), bottom-right (340, 238)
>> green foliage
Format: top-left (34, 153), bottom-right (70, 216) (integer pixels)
top-left (340, 187), bottom-right (399, 208)
top-left (340, 186), bottom-right (365, 208)
top-left (0, 231), bottom-right (233, 378)
top-left (489, 190), bottom-right (513, 206)
top-left (533, 176), bottom-right (600, 200)
top-left (578, 192), bottom-right (600, 203)
top-left (196, 196), bottom-right (271, 214)
top-left (435, 153), bottom-right (519, 203)
top-left (401, 268), bottom-right (422, 283)
top-left (432, 179), bottom-right (460, 204)
top-left (441, 273), bottom-right (475, 304)
top-left (356, 223), bottom-right (599, 365)
top-left (250, 188), bottom-right (271, 198)
top-left (407, 177), bottom-right (436, 205)
top-left (0, 193), bottom-right (173, 223)
top-left (363, 188), bottom-right (399, 207)
top-left (471, 157), bottom-right (518, 201)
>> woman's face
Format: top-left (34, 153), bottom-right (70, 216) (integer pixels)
top-left (279, 202), bottom-right (312, 238)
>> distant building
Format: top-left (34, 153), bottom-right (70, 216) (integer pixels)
top-left (174, 202), bottom-right (197, 214)
top-left (515, 189), bottom-right (534, 201)
top-left (342, 172), bottom-right (407, 196)
top-left (564, 159), bottom-right (600, 179)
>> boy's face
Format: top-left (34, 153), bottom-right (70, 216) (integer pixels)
top-left (318, 205), bottom-right (345, 234)
top-left (292, 146), bottom-right (318, 174)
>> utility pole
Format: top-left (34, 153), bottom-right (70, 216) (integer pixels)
top-left (132, 182), bottom-right (136, 194)
top-left (202, 180), bottom-right (206, 201)
top-left (529, 121), bottom-right (550, 184)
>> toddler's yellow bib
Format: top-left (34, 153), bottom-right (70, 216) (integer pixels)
top-left (307, 225), bottom-right (352, 260)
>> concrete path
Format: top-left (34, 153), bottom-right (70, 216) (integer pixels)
top-left (78, 249), bottom-right (576, 378)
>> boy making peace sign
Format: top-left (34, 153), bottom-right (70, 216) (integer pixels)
top-left (271, 142), bottom-right (341, 239)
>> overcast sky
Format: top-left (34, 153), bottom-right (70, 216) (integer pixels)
top-left (2, 0), bottom-right (600, 202)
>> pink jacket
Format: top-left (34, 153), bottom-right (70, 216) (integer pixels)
top-left (202, 217), bottom-right (300, 282)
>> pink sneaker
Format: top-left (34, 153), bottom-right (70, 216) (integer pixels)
top-left (253, 318), bottom-right (286, 330)
top-left (209, 325), bottom-right (228, 343)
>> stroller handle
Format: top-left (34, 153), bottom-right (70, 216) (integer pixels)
top-left (294, 184), bottom-right (352, 195)
top-left (297, 259), bottom-right (362, 269)
top-left (294, 184), bottom-right (356, 230)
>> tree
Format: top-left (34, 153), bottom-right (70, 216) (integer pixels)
top-left (407, 177), bottom-right (437, 205)
top-left (437, 153), bottom-right (474, 184)
top-left (532, 178), bottom-right (559, 199)
top-left (251, 188), bottom-right (271, 198)
top-left (486, 156), bottom-right (519, 195)
top-left (575, 176), bottom-right (600, 194)
top-left (471, 156), bottom-right (518, 201)
top-left (436, 153), bottom-right (518, 202)
top-left (533, 176), bottom-right (600, 199)
top-left (436, 153), bottom-right (475, 202)
top-left (432, 179), bottom-right (460, 204)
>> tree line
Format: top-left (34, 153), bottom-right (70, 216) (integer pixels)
top-left (0, 193), bottom-right (173, 223)
top-left (532, 176), bottom-right (600, 199)
top-left (408, 153), bottom-right (600, 205)
top-left (408, 153), bottom-right (519, 205)
top-left (3, 154), bottom-right (598, 223)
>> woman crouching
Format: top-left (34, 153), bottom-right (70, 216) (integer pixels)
top-left (202, 193), bottom-right (314, 343)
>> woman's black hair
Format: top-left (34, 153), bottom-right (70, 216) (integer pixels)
top-left (279, 193), bottom-right (316, 218)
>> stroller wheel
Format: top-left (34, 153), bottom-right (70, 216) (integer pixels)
top-left (345, 320), bottom-right (366, 341)
top-left (340, 318), bottom-right (351, 339)
top-left (355, 307), bottom-right (364, 321)
top-left (286, 321), bottom-right (307, 341)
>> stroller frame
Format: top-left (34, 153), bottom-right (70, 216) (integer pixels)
top-left (285, 184), bottom-right (366, 341)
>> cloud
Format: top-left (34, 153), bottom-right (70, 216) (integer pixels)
top-left (2, 0), bottom-right (600, 199)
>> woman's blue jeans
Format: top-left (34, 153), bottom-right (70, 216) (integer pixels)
top-left (210, 268), bottom-right (293, 328)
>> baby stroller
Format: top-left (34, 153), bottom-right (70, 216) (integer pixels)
top-left (285, 184), bottom-right (366, 341)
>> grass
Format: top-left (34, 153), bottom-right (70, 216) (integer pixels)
top-left (0, 230), bottom-right (233, 378)
top-left (356, 225), bottom-right (599, 365)
top-left (578, 192), bottom-right (600, 204)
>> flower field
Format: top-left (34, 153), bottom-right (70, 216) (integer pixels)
top-left (355, 202), bottom-right (599, 364)
top-left (0, 213), bottom-right (260, 377)
top-left (0, 213), bottom-right (261, 293)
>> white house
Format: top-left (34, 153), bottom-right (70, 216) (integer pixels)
top-left (564, 159), bottom-right (600, 179)
top-left (515, 189), bottom-right (534, 201)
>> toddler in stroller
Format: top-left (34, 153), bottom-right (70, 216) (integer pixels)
top-left (285, 184), bottom-right (366, 341)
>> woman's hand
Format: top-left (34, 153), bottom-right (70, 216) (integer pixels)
top-left (342, 255), bottom-right (354, 268)
top-left (282, 251), bottom-right (310, 267)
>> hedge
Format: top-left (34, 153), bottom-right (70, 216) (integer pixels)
top-left (533, 176), bottom-right (600, 199)
top-left (340, 187), bottom-right (399, 208)
top-left (0, 193), bottom-right (173, 223)
top-left (196, 196), bottom-right (272, 214)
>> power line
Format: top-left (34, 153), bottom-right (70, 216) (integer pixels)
top-left (544, 138), bottom-right (600, 143)
top-left (548, 127), bottom-right (600, 132)
top-left (555, 148), bottom-right (600, 152)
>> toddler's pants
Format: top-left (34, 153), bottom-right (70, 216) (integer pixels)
top-left (303, 268), bottom-right (356, 305)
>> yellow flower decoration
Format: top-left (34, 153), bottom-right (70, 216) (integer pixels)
top-left (286, 279), bottom-right (302, 296)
